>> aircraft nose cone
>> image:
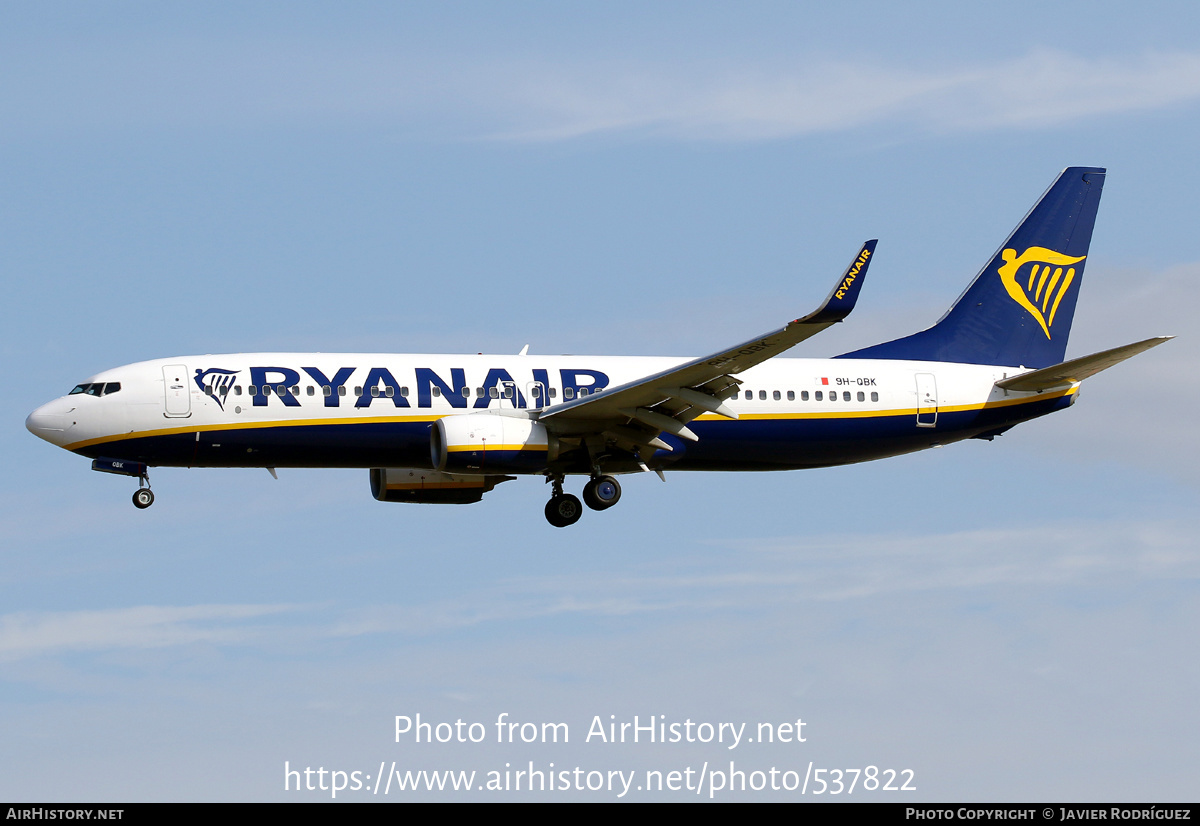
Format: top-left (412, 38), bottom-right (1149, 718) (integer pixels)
top-left (26, 400), bottom-right (73, 445)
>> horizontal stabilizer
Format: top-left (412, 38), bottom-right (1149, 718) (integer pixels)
top-left (995, 336), bottom-right (1172, 392)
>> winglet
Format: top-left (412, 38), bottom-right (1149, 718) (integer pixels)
top-left (799, 239), bottom-right (877, 325)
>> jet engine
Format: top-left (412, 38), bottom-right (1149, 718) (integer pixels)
top-left (370, 467), bottom-right (514, 504)
top-left (431, 413), bottom-right (558, 474)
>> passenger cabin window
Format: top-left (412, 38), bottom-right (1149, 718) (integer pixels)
top-left (564, 388), bottom-right (575, 400)
top-left (815, 391), bottom-right (822, 401)
top-left (338, 386), bottom-right (347, 396)
top-left (843, 391), bottom-right (851, 401)
top-left (857, 391), bottom-right (865, 402)
top-left (801, 390), bottom-right (809, 401)
top-left (234, 386), bottom-right (242, 396)
top-left (432, 387), bottom-right (442, 397)
top-left (385, 386), bottom-right (394, 398)
top-left (871, 391), bottom-right (879, 402)
top-left (489, 387), bottom-right (499, 399)
top-left (787, 391), bottom-right (795, 401)
top-left (773, 390), bottom-right (781, 401)
top-left (744, 390), bottom-right (752, 400)
top-left (322, 386), bottom-right (331, 396)
top-left (307, 386), bottom-right (315, 396)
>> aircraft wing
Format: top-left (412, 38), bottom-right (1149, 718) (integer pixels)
top-left (994, 336), bottom-right (1173, 393)
top-left (538, 240), bottom-right (877, 452)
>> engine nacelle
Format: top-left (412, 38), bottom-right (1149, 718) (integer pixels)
top-left (432, 413), bottom-right (557, 474)
top-left (370, 468), bottom-right (514, 504)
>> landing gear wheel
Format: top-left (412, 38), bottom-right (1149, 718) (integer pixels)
top-left (545, 493), bottom-right (583, 527)
top-left (583, 476), bottom-right (622, 511)
top-left (132, 488), bottom-right (155, 509)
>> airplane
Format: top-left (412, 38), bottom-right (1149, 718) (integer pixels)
top-left (26, 166), bottom-right (1171, 527)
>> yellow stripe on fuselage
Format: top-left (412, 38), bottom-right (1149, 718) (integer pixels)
top-left (695, 385), bottom-right (1076, 421)
top-left (445, 444), bottom-right (546, 453)
top-left (66, 386), bottom-right (1076, 452)
top-left (64, 412), bottom-right (443, 451)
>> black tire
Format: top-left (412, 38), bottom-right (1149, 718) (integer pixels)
top-left (132, 488), bottom-right (155, 509)
top-left (544, 493), bottom-right (583, 527)
top-left (582, 476), bottom-right (622, 511)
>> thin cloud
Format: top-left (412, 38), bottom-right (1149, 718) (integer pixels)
top-left (3, 520), bottom-right (1192, 660)
top-left (5, 40), bottom-right (1200, 141)
top-left (0, 603), bottom-right (300, 659)
top-left (325, 519), bottom-right (1200, 638)
top-left (485, 50), bottom-right (1200, 141)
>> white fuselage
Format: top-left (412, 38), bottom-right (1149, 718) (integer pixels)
top-left (26, 352), bottom-right (1073, 473)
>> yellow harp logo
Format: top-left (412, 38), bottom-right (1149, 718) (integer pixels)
top-left (997, 247), bottom-right (1086, 339)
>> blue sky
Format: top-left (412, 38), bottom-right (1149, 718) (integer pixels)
top-left (3, 1), bottom-right (1198, 801)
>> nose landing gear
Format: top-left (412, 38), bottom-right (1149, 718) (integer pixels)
top-left (132, 470), bottom-right (155, 509)
top-left (90, 458), bottom-right (156, 509)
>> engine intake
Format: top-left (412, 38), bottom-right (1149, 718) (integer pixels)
top-left (432, 413), bottom-right (557, 474)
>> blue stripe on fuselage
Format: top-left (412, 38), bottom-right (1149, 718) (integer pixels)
top-left (72, 392), bottom-right (1072, 471)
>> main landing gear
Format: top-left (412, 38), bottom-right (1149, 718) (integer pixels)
top-left (544, 473), bottom-right (622, 527)
top-left (583, 475), bottom-right (621, 511)
top-left (545, 491), bottom-right (582, 528)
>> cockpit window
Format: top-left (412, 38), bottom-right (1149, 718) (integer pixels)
top-left (68, 382), bottom-right (121, 397)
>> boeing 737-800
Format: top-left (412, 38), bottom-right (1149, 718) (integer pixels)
top-left (26, 167), bottom-right (1170, 526)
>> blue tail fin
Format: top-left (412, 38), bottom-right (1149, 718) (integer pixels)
top-left (838, 167), bottom-right (1105, 368)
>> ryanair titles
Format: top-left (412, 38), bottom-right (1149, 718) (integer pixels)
top-left (196, 365), bottom-right (610, 410)
top-left (834, 245), bottom-right (872, 300)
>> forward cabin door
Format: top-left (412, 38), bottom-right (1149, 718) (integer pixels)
top-left (163, 364), bottom-right (191, 418)
top-left (915, 373), bottom-right (937, 427)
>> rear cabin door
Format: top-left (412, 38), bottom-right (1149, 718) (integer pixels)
top-left (915, 373), bottom-right (937, 428)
